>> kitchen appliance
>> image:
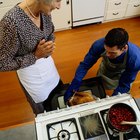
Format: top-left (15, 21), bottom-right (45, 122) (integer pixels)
top-left (71, 0), bottom-right (106, 27)
top-left (35, 93), bottom-right (140, 140)
top-left (50, 77), bottom-right (106, 110)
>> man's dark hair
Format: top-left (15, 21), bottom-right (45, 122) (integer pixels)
top-left (104, 28), bottom-right (129, 50)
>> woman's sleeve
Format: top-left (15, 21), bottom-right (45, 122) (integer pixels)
top-left (0, 19), bottom-right (36, 71)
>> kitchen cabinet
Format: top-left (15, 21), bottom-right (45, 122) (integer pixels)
top-left (125, 0), bottom-right (140, 17)
top-left (0, 0), bottom-right (22, 7)
top-left (0, 7), bottom-right (12, 19)
top-left (51, 0), bottom-right (71, 31)
top-left (1, 0), bottom-right (140, 30)
top-left (0, 0), bottom-right (22, 19)
top-left (0, 0), bottom-right (71, 31)
top-left (105, 0), bottom-right (129, 20)
top-left (105, 0), bottom-right (140, 21)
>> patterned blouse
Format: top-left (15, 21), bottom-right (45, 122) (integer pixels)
top-left (0, 5), bottom-right (55, 71)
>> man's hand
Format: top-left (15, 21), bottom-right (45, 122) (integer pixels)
top-left (64, 78), bottom-right (82, 103)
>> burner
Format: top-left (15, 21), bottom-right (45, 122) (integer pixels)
top-left (79, 113), bottom-right (107, 139)
top-left (46, 118), bottom-right (80, 140)
top-left (57, 130), bottom-right (70, 140)
top-left (100, 109), bottom-right (140, 140)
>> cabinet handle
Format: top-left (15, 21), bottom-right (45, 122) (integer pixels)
top-left (115, 2), bottom-right (121, 5)
top-left (113, 12), bottom-right (119, 15)
top-left (0, 1), bottom-right (3, 4)
top-left (68, 20), bottom-right (70, 24)
top-left (66, 0), bottom-right (69, 5)
top-left (134, 4), bottom-right (140, 7)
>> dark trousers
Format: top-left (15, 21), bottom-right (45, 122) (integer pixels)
top-left (19, 79), bottom-right (63, 116)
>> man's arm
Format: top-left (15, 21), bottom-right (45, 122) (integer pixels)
top-left (64, 38), bottom-right (105, 102)
top-left (113, 43), bottom-right (140, 96)
top-left (113, 70), bottom-right (139, 95)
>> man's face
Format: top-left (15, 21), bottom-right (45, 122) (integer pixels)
top-left (104, 45), bottom-right (127, 59)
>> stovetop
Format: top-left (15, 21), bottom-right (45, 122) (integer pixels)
top-left (100, 109), bottom-right (140, 140)
top-left (46, 118), bottom-right (80, 140)
top-left (35, 94), bottom-right (140, 140)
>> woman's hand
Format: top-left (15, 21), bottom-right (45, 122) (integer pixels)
top-left (34, 39), bottom-right (56, 59)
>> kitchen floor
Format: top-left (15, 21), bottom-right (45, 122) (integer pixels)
top-left (0, 123), bottom-right (37, 140)
top-left (0, 17), bottom-right (140, 130)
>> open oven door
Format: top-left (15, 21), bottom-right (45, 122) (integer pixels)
top-left (51, 76), bottom-right (106, 110)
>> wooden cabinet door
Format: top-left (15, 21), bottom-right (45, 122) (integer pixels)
top-left (51, 0), bottom-right (71, 31)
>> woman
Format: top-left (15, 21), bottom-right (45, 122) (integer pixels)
top-left (0, 0), bottom-right (62, 115)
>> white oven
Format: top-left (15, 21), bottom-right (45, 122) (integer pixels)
top-left (71, 0), bottom-right (106, 27)
top-left (35, 94), bottom-right (140, 140)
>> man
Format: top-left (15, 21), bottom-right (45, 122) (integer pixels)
top-left (64, 28), bottom-right (140, 102)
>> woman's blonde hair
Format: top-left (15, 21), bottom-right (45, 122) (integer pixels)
top-left (45, 0), bottom-right (53, 4)
top-left (38, 0), bottom-right (60, 4)
top-left (36, 0), bottom-right (53, 4)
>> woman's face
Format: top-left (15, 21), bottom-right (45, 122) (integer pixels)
top-left (40, 0), bottom-right (61, 15)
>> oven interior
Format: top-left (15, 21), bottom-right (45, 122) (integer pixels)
top-left (51, 76), bottom-right (106, 110)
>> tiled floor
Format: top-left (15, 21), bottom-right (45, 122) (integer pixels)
top-left (0, 123), bottom-right (37, 140)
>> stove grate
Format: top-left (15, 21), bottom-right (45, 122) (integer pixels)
top-left (46, 118), bottom-right (80, 140)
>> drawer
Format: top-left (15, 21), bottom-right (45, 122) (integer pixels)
top-left (0, 0), bottom-right (22, 8)
top-left (0, 6), bottom-right (12, 19)
top-left (125, 2), bottom-right (140, 17)
top-left (105, 9), bottom-right (125, 20)
top-left (129, 0), bottom-right (140, 3)
top-left (107, 0), bottom-right (129, 11)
